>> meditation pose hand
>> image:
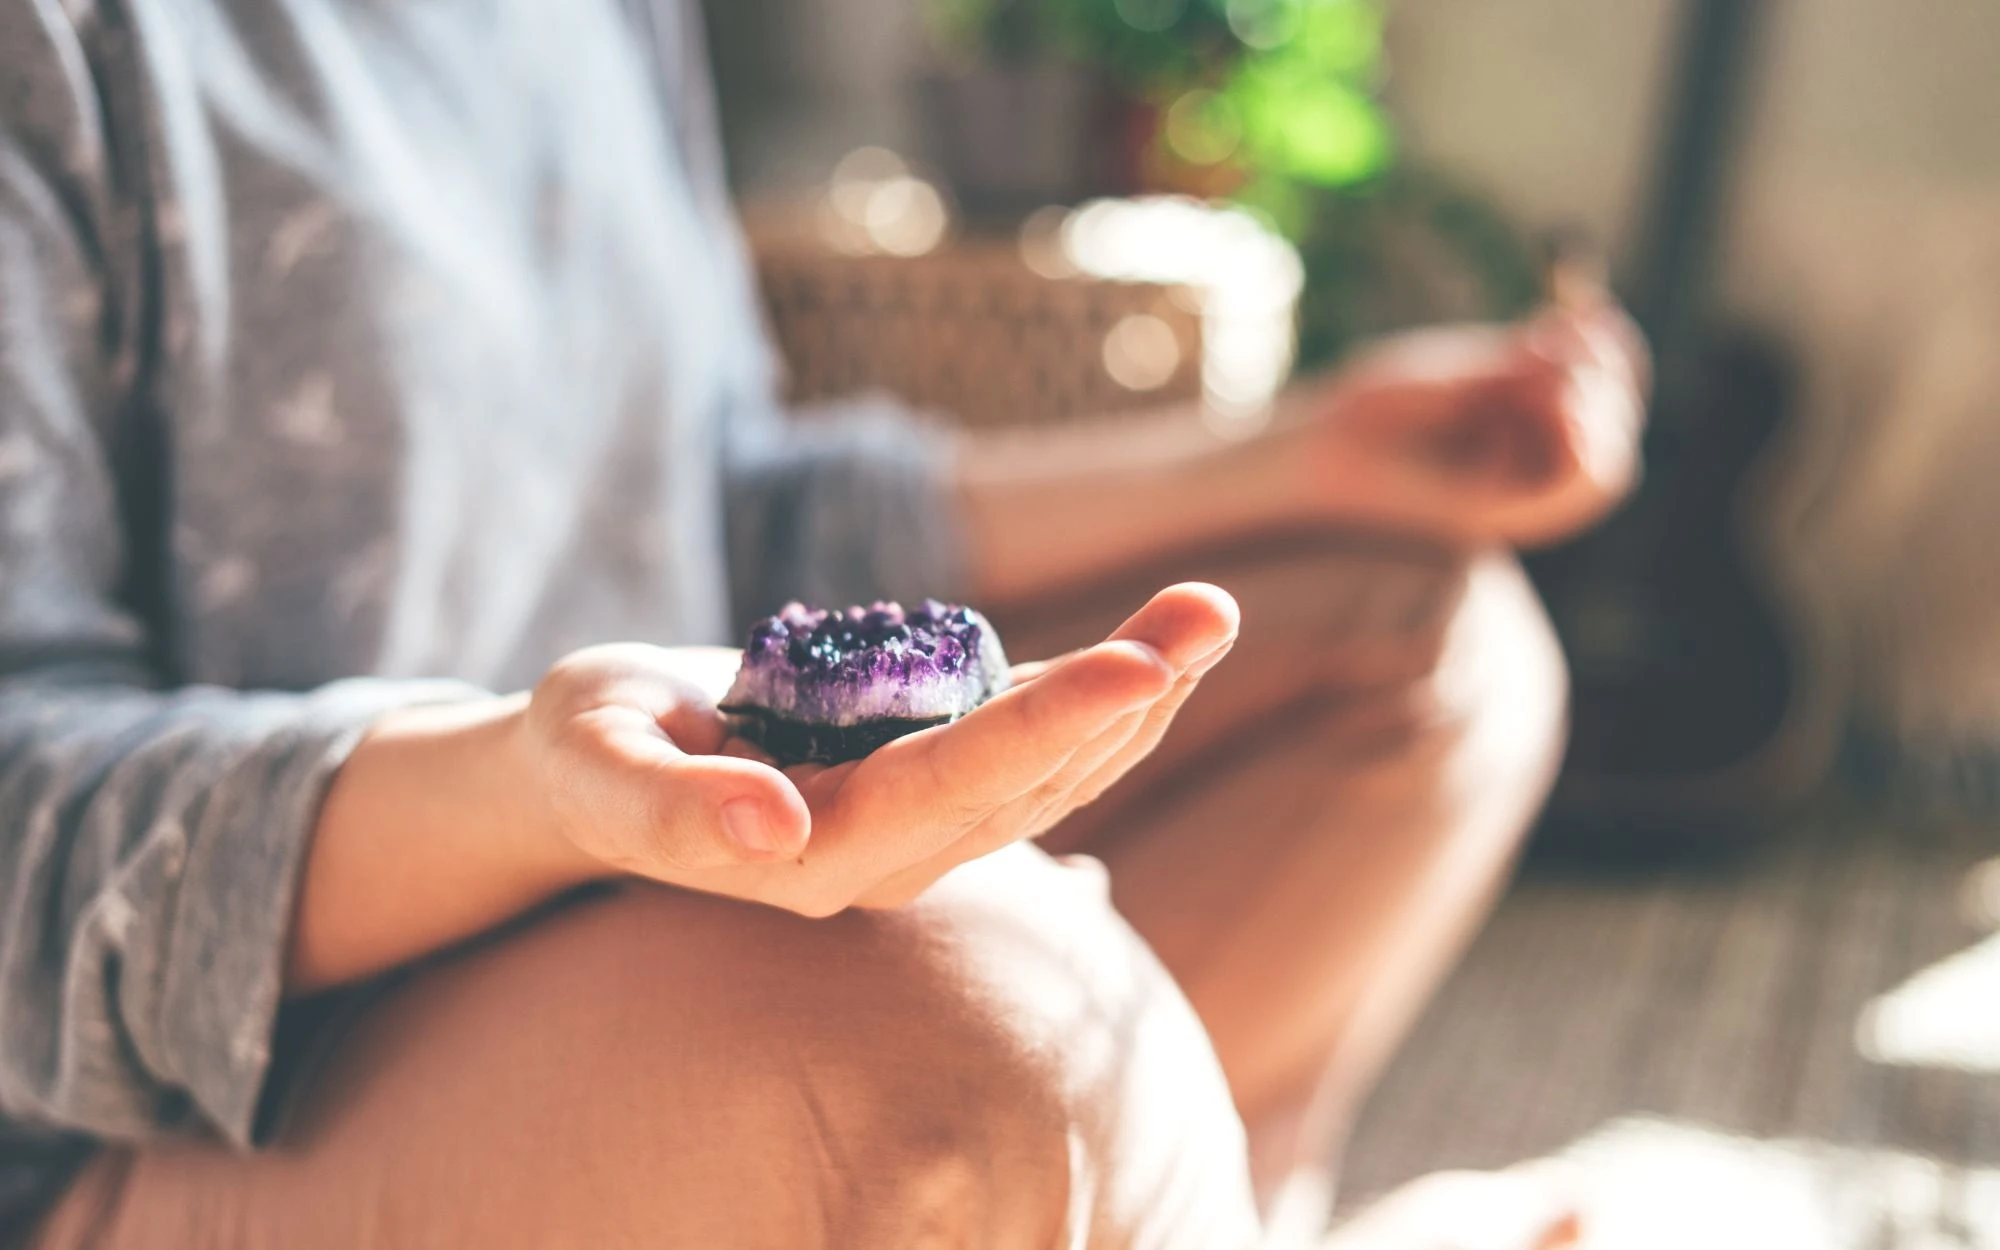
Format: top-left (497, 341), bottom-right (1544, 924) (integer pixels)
top-left (285, 583), bottom-right (1238, 992)
top-left (528, 582), bottom-right (1237, 915)
top-left (1301, 299), bottom-right (1650, 547)
top-left (962, 299), bottom-right (1648, 608)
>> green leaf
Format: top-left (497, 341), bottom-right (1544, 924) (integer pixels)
top-left (1299, 0), bottom-right (1381, 78)
top-left (1229, 58), bottom-right (1392, 186)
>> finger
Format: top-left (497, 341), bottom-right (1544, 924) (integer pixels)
top-left (849, 692), bottom-right (1171, 909)
top-left (564, 704), bottom-right (811, 870)
top-left (1498, 362), bottom-right (1583, 487)
top-left (871, 695), bottom-right (1164, 898)
top-left (1585, 301), bottom-right (1651, 398)
top-left (1049, 582), bottom-right (1241, 802)
top-left (830, 639), bottom-right (1174, 865)
top-left (1563, 353), bottom-right (1643, 494)
top-left (922, 585), bottom-right (1240, 846)
top-left (1526, 305), bottom-right (1650, 439)
top-left (1005, 653), bottom-right (1074, 685)
top-left (1106, 581), bottom-right (1240, 670)
top-left (1010, 580), bottom-right (1236, 682)
top-left (539, 643), bottom-right (738, 755)
top-left (780, 644), bottom-right (1168, 908)
top-left (781, 759), bottom-right (836, 791)
top-left (720, 736), bottom-right (778, 765)
top-left (1531, 298), bottom-right (1651, 399)
top-left (852, 593), bottom-right (1240, 900)
top-left (1063, 638), bottom-right (1233, 810)
top-left (1007, 582), bottom-right (1234, 693)
top-left (1463, 338), bottom-right (1644, 536)
top-left (1511, 328), bottom-right (1644, 499)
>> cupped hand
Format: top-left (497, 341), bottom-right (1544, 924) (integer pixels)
top-left (522, 583), bottom-right (1239, 916)
top-left (1305, 297), bottom-right (1649, 547)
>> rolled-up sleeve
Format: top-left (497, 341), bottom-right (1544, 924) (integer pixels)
top-left (0, 676), bottom-right (471, 1148)
top-left (0, 63), bottom-right (472, 1150)
top-left (721, 390), bottom-right (969, 628)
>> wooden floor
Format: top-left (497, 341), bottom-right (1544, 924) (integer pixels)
top-left (1339, 800), bottom-right (2000, 1248)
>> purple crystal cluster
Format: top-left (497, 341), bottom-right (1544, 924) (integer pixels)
top-left (721, 600), bottom-right (1010, 764)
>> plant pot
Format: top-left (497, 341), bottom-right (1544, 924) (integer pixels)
top-left (912, 62), bottom-right (1117, 220)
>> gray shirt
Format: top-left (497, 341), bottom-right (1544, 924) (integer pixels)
top-left (0, 0), bottom-right (962, 1235)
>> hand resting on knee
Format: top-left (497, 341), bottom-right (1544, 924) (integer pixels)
top-left (284, 582), bottom-right (1239, 993)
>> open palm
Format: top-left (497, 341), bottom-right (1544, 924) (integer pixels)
top-left (530, 584), bottom-right (1238, 917)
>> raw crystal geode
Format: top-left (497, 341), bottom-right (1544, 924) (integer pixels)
top-left (720, 600), bottom-right (1010, 766)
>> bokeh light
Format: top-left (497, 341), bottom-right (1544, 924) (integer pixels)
top-left (819, 147), bottom-right (952, 257)
top-left (1164, 89), bottom-right (1244, 167)
top-left (1112, 0), bottom-right (1188, 34)
top-left (1051, 195), bottom-right (1304, 421)
top-left (1101, 313), bottom-right (1184, 392)
top-left (1016, 204), bottom-right (1079, 279)
top-left (1225, 0), bottom-right (1300, 51)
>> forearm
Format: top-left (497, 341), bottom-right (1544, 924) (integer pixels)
top-left (959, 402), bottom-right (1327, 606)
top-left (286, 694), bottom-right (604, 995)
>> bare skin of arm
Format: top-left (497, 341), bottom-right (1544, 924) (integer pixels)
top-left (962, 301), bottom-right (1647, 607)
top-left (286, 585), bottom-right (1239, 995)
top-left (286, 300), bottom-right (1643, 999)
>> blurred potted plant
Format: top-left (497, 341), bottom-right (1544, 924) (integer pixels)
top-left (918, 0), bottom-right (1541, 366)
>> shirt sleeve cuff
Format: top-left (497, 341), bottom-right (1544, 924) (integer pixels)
top-left (726, 394), bottom-right (969, 630)
top-left (157, 677), bottom-right (482, 1150)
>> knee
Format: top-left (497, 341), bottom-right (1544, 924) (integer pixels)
top-left (1329, 550), bottom-right (1567, 858)
top-left (534, 847), bottom-right (1260, 1246)
top-left (1432, 551), bottom-right (1568, 775)
top-left (1221, 535), bottom-right (1562, 726)
top-left (901, 847), bottom-right (1261, 1242)
top-left (1299, 549), bottom-right (1566, 785)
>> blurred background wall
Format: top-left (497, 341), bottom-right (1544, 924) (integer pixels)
top-left (702, 0), bottom-right (2000, 781)
top-left (1377, 0), bottom-right (2000, 770)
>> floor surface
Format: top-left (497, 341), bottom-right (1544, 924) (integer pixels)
top-left (1340, 801), bottom-right (2000, 1248)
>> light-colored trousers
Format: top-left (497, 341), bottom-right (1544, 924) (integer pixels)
top-left (34, 546), bottom-right (1566, 1249)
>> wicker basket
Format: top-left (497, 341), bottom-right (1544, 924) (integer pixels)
top-left (748, 226), bottom-right (1203, 429)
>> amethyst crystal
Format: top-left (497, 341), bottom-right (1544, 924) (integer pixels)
top-left (721, 600), bottom-right (1011, 766)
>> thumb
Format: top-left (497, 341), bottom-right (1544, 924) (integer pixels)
top-left (554, 705), bottom-right (811, 874)
top-left (640, 751), bottom-right (812, 870)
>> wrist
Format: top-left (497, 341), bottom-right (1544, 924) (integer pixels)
top-left (353, 694), bottom-right (605, 892)
top-left (487, 694), bottom-right (609, 890)
top-left (290, 694), bottom-right (605, 994)
top-left (1271, 384), bottom-right (1490, 544)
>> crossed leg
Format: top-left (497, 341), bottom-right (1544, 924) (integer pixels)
top-left (1004, 534), bottom-right (1568, 1211)
top-left (33, 848), bottom-right (1261, 1249)
top-left (32, 535), bottom-right (1565, 1249)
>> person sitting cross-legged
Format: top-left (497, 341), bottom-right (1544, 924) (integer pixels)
top-left (0, 2), bottom-right (1642, 1246)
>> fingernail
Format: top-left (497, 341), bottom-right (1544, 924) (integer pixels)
top-left (1185, 636), bottom-right (1236, 675)
top-left (722, 798), bottom-right (780, 856)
